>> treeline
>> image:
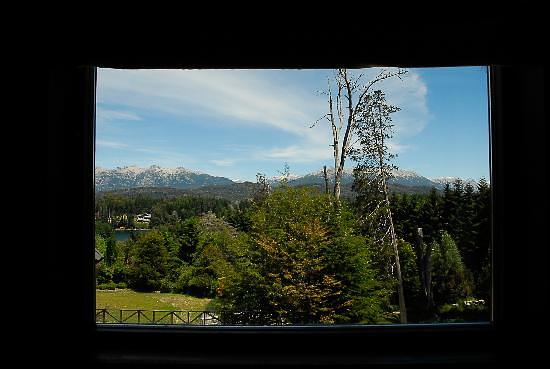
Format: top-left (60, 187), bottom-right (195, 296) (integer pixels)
top-left (386, 178), bottom-right (491, 321)
top-left (95, 193), bottom-right (248, 228)
top-left (391, 179), bottom-right (491, 294)
top-left (95, 179), bottom-right (490, 324)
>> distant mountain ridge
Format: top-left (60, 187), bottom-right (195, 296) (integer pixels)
top-left (95, 165), bottom-right (233, 192)
top-left (431, 176), bottom-right (479, 188)
top-left (280, 168), bottom-right (441, 189)
top-left (95, 165), bottom-right (482, 193)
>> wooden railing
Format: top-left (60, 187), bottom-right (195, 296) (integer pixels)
top-left (95, 309), bottom-right (222, 325)
top-left (95, 309), bottom-right (291, 325)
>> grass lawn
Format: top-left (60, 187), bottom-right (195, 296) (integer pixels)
top-left (96, 289), bottom-right (215, 311)
top-left (96, 289), bottom-right (219, 324)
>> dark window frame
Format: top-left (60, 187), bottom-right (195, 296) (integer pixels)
top-left (91, 64), bottom-right (495, 365)
top-left (48, 23), bottom-right (546, 366)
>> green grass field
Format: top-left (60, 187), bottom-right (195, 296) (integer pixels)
top-left (96, 289), bottom-right (222, 324)
top-left (96, 289), bottom-right (224, 324)
top-left (96, 289), bottom-right (214, 311)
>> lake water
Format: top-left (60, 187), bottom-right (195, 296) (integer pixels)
top-left (114, 229), bottom-right (150, 242)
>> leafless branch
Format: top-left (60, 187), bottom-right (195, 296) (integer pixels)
top-left (309, 113), bottom-right (330, 129)
top-left (350, 73), bottom-right (364, 91)
top-left (352, 68), bottom-right (407, 121)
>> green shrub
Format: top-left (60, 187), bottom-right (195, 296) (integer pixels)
top-left (126, 230), bottom-right (169, 292)
top-left (111, 262), bottom-right (129, 284)
top-left (159, 278), bottom-right (175, 293)
top-left (97, 281), bottom-right (117, 290)
top-left (431, 232), bottom-right (474, 305)
top-left (221, 187), bottom-right (387, 324)
top-left (438, 298), bottom-right (489, 322)
top-left (95, 263), bottom-right (113, 285)
top-left (187, 274), bottom-right (215, 297)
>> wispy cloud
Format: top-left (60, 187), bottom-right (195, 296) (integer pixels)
top-left (96, 139), bottom-right (128, 149)
top-left (95, 143), bottom-right (197, 169)
top-left (388, 141), bottom-right (414, 154)
top-left (264, 145), bottom-right (333, 162)
top-left (262, 69), bottom-right (428, 163)
top-left (98, 69), bottom-right (316, 137)
top-left (96, 108), bottom-right (142, 123)
top-left (210, 159), bottom-right (234, 167)
top-left (340, 68), bottom-right (430, 138)
top-left (97, 68), bottom-right (429, 165)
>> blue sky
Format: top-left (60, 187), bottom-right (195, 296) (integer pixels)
top-left (96, 67), bottom-right (490, 181)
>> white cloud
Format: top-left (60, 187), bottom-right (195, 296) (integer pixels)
top-left (265, 145), bottom-right (333, 162)
top-left (345, 68), bottom-right (430, 138)
top-left (387, 140), bottom-right (414, 154)
top-left (96, 109), bottom-right (142, 122)
top-left (98, 69), bottom-right (316, 137)
top-left (96, 140), bottom-right (128, 149)
top-left (97, 67), bottom-right (429, 164)
top-left (210, 159), bottom-right (234, 167)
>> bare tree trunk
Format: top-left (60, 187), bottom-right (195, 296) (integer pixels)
top-left (334, 168), bottom-right (342, 198)
top-left (328, 76), bottom-right (341, 198)
top-left (416, 227), bottom-right (434, 312)
top-left (323, 165), bottom-right (329, 195)
top-left (376, 106), bottom-right (407, 324)
top-left (382, 176), bottom-right (407, 323)
top-left (332, 70), bottom-right (355, 200)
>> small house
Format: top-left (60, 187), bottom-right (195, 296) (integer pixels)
top-left (95, 248), bottom-right (104, 264)
top-left (136, 213), bottom-right (152, 223)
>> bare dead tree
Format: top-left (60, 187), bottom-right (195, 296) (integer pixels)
top-left (323, 165), bottom-right (329, 194)
top-left (311, 68), bottom-right (407, 199)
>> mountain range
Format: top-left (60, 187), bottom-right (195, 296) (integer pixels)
top-left (277, 167), bottom-right (447, 189)
top-left (95, 165), bottom-right (234, 192)
top-left (95, 165), bottom-right (480, 199)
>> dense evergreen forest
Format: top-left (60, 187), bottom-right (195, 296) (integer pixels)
top-left (95, 176), bottom-right (490, 324)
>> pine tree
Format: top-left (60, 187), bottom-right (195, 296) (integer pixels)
top-left (472, 178), bottom-right (491, 299)
top-left (431, 231), bottom-right (472, 305)
top-left (400, 194), bottom-right (420, 243)
top-left (460, 182), bottom-right (477, 272)
top-left (441, 182), bottom-right (462, 241)
top-left (351, 90), bottom-right (407, 323)
top-left (418, 188), bottom-right (442, 245)
top-left (451, 179), bottom-right (465, 242)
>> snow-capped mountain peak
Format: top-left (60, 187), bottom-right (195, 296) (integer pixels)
top-left (431, 176), bottom-right (479, 188)
top-left (95, 165), bottom-right (483, 193)
top-left (95, 165), bottom-right (231, 192)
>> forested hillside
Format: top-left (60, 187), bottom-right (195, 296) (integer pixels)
top-left (96, 177), bottom-right (490, 324)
